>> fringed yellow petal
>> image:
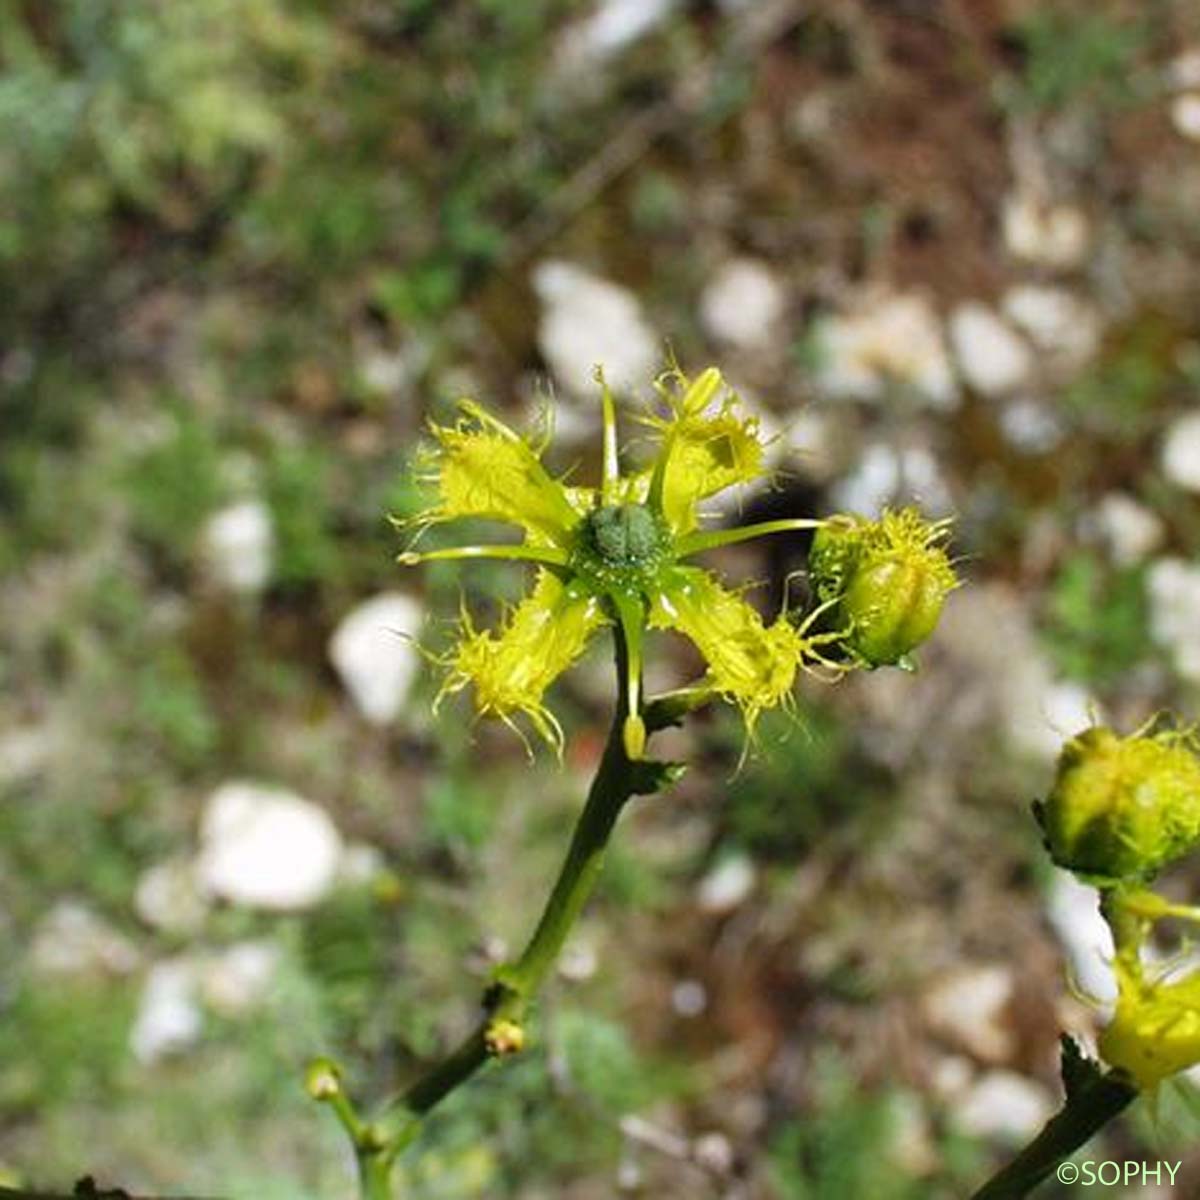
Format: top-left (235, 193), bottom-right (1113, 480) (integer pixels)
top-left (419, 401), bottom-right (580, 547)
top-left (1099, 954), bottom-right (1200, 1091)
top-left (646, 368), bottom-right (766, 535)
top-left (648, 566), bottom-right (800, 730)
top-left (439, 571), bottom-right (608, 751)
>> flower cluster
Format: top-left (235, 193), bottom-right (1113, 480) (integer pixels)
top-left (399, 365), bottom-right (955, 757)
top-left (1037, 723), bottom-right (1200, 1090)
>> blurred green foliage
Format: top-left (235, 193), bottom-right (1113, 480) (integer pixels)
top-left (769, 1055), bottom-right (979, 1199)
top-left (1006, 8), bottom-right (1148, 113)
top-left (1044, 551), bottom-right (1153, 689)
top-left (720, 706), bottom-right (891, 861)
top-left (0, 978), bottom-right (134, 1115)
top-left (1062, 314), bottom-right (1182, 440)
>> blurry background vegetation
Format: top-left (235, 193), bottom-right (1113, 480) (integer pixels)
top-left (4, 0), bottom-right (1200, 1196)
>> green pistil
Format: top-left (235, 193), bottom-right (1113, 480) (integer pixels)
top-left (587, 504), bottom-right (665, 565)
top-left (573, 503), bottom-right (670, 591)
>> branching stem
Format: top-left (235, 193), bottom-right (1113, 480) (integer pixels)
top-left (318, 632), bottom-right (694, 1196)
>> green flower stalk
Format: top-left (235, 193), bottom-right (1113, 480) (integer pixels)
top-left (401, 364), bottom-right (872, 758)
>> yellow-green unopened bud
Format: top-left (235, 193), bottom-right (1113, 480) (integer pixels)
top-left (484, 1017), bottom-right (526, 1056)
top-left (1035, 726), bottom-right (1200, 881)
top-left (808, 508), bottom-right (956, 668)
top-left (305, 1057), bottom-right (342, 1101)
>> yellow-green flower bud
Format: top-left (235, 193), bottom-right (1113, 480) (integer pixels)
top-left (1034, 726), bottom-right (1200, 882)
top-left (808, 508), bottom-right (956, 668)
top-left (484, 1017), bottom-right (526, 1057)
top-left (304, 1057), bottom-right (343, 1101)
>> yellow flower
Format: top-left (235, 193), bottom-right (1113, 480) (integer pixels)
top-left (400, 365), bottom-right (943, 756)
top-left (1100, 949), bottom-right (1200, 1092)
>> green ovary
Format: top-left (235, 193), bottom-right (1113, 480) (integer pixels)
top-left (585, 504), bottom-right (667, 567)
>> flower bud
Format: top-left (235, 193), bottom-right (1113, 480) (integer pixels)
top-left (1035, 726), bottom-right (1200, 881)
top-left (305, 1057), bottom-right (343, 1101)
top-left (808, 508), bottom-right (956, 668)
top-left (484, 1017), bottom-right (526, 1057)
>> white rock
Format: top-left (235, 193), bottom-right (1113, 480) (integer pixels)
top-left (200, 500), bottom-right (273, 594)
top-left (533, 261), bottom-right (660, 397)
top-left (134, 857), bottom-right (209, 935)
top-left (929, 1054), bottom-right (974, 1101)
top-left (1001, 285), bottom-right (1101, 370)
top-left (941, 586), bottom-right (1099, 761)
top-left (814, 290), bottom-right (958, 410)
top-left (955, 1071), bottom-right (1054, 1142)
top-left (832, 441), bottom-right (953, 517)
top-left (699, 258), bottom-right (786, 349)
top-left (130, 958), bottom-right (203, 1064)
top-left (558, 937), bottom-right (599, 983)
top-left (328, 592), bottom-right (423, 725)
top-left (949, 303), bottom-right (1033, 397)
top-left (998, 397), bottom-right (1064, 454)
top-left (337, 841), bottom-right (386, 886)
top-left (1045, 871), bottom-right (1117, 1006)
top-left (30, 901), bottom-right (141, 976)
top-left (1169, 50), bottom-right (1200, 91)
top-left (0, 725), bottom-right (53, 785)
top-left (697, 854), bottom-right (756, 913)
top-left (197, 782), bottom-right (343, 911)
top-left (357, 337), bottom-right (429, 397)
top-left (921, 965), bottom-right (1016, 1064)
top-left (1161, 411), bottom-right (1200, 492)
top-left (1005, 674), bottom-right (1096, 764)
top-left (781, 409), bottom-right (840, 482)
top-left (693, 1132), bottom-right (734, 1174)
top-left (1146, 558), bottom-right (1200, 682)
top-left (1090, 493), bottom-right (1163, 566)
top-left (1171, 93), bottom-right (1200, 141)
top-left (557, 0), bottom-right (677, 68)
top-left (1002, 192), bottom-right (1089, 270)
top-left (199, 940), bottom-right (281, 1015)
top-left (671, 979), bottom-right (708, 1017)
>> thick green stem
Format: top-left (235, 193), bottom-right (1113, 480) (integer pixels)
top-left (357, 1149), bottom-right (395, 1200)
top-left (968, 1073), bottom-right (1137, 1199)
top-left (503, 733), bottom-right (632, 994)
top-left (351, 631), bottom-right (678, 1193)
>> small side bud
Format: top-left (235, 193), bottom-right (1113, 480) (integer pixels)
top-left (484, 1017), bottom-right (526, 1057)
top-left (808, 508), bottom-right (956, 668)
top-left (1036, 725), bottom-right (1200, 881)
top-left (305, 1057), bottom-right (343, 1101)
